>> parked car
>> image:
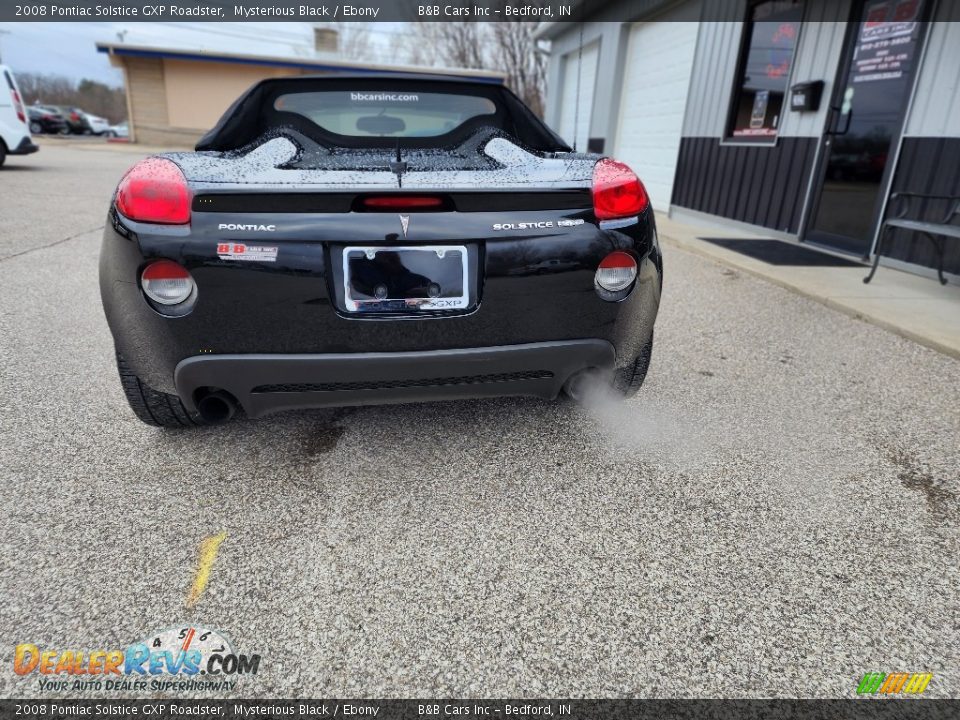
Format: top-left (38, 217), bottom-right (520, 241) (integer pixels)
top-left (83, 112), bottom-right (110, 135)
top-left (28, 105), bottom-right (67, 134)
top-left (100, 74), bottom-right (662, 427)
top-left (104, 121), bottom-right (128, 138)
top-left (0, 65), bottom-right (38, 167)
top-left (51, 106), bottom-right (86, 134)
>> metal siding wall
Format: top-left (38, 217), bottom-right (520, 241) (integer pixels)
top-left (681, 20), bottom-right (743, 137)
top-left (672, 1), bottom-right (846, 233)
top-left (904, 1), bottom-right (960, 138)
top-left (779, 3), bottom-right (852, 137)
top-left (682, 1), bottom-right (850, 138)
top-left (883, 138), bottom-right (960, 274)
top-left (672, 137), bottom-right (817, 232)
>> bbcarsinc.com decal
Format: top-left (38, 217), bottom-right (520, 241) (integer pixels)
top-left (13, 626), bottom-right (260, 693)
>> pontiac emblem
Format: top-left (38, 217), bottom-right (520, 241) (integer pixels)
top-left (399, 215), bottom-right (410, 239)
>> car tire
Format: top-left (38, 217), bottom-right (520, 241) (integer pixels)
top-left (611, 334), bottom-right (654, 398)
top-left (30, 121), bottom-right (42, 134)
top-left (115, 352), bottom-right (204, 428)
top-left (0, 142), bottom-right (6, 168)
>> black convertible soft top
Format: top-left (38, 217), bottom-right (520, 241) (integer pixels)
top-left (195, 74), bottom-right (570, 154)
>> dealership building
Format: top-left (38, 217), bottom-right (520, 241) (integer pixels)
top-left (539, 0), bottom-right (959, 281)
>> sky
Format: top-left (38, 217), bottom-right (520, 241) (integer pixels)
top-left (0, 22), bottom-right (397, 86)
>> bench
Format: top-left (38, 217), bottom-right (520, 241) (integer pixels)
top-left (864, 192), bottom-right (960, 285)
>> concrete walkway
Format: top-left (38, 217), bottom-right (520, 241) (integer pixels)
top-left (657, 212), bottom-right (960, 359)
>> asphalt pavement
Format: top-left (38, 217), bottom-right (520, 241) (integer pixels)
top-left (1, 145), bottom-right (958, 699)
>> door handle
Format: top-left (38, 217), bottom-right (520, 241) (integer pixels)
top-left (826, 105), bottom-right (853, 136)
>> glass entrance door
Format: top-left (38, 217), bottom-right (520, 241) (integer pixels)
top-left (806, 0), bottom-right (928, 255)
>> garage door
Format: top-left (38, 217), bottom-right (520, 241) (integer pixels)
top-left (557, 41), bottom-right (599, 152)
top-left (614, 20), bottom-right (699, 210)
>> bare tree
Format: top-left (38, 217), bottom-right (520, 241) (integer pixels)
top-left (489, 23), bottom-right (547, 117)
top-left (403, 22), bottom-right (488, 69)
top-left (390, 22), bottom-right (546, 117)
top-left (334, 22), bottom-right (373, 61)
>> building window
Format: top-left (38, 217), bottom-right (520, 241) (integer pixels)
top-left (728, 0), bottom-right (804, 140)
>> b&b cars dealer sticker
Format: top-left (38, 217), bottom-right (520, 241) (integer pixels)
top-left (216, 243), bottom-right (278, 262)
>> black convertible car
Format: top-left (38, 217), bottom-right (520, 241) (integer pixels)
top-left (100, 75), bottom-right (662, 427)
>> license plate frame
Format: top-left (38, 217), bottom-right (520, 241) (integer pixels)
top-left (342, 245), bottom-right (470, 313)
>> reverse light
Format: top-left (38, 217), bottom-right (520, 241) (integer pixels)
top-left (595, 251), bottom-right (638, 293)
top-left (115, 158), bottom-right (191, 225)
top-left (361, 195), bottom-right (444, 211)
top-left (592, 158), bottom-right (649, 221)
top-left (141, 260), bottom-right (196, 306)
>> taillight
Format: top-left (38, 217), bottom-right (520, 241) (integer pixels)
top-left (361, 195), bottom-right (444, 211)
top-left (141, 260), bottom-right (196, 306)
top-left (595, 251), bottom-right (638, 293)
top-left (592, 158), bottom-right (649, 221)
top-left (115, 158), bottom-right (191, 225)
top-left (11, 90), bottom-right (25, 124)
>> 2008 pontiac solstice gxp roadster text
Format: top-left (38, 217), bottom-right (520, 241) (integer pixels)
top-left (99, 75), bottom-right (662, 427)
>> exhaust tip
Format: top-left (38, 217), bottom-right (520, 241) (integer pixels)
top-left (196, 390), bottom-right (237, 424)
top-left (563, 368), bottom-right (608, 403)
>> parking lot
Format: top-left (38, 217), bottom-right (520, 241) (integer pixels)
top-left (0, 144), bottom-right (957, 698)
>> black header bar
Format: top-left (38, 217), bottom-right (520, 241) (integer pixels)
top-left (2, 699), bottom-right (959, 720)
top-left (2, 0), bottom-right (755, 23)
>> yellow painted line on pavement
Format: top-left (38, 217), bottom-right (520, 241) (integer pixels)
top-left (186, 531), bottom-right (227, 609)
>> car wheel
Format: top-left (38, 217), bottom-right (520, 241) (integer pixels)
top-left (0, 142), bottom-right (6, 168)
top-left (30, 121), bottom-right (42, 134)
top-left (104, 130), bottom-right (116, 138)
top-left (116, 352), bottom-right (205, 428)
top-left (611, 334), bottom-right (654, 398)
top-left (60, 127), bottom-right (71, 135)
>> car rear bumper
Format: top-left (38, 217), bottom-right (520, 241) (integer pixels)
top-left (10, 137), bottom-right (39, 155)
top-left (175, 340), bottom-right (615, 417)
top-left (101, 206), bottom-right (662, 397)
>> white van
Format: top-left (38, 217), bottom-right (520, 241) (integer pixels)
top-left (0, 65), bottom-right (39, 167)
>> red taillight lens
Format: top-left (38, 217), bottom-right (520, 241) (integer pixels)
top-left (362, 196), bottom-right (444, 211)
top-left (141, 260), bottom-right (195, 305)
top-left (592, 158), bottom-right (649, 221)
top-left (116, 158), bottom-right (191, 225)
top-left (12, 90), bottom-right (25, 124)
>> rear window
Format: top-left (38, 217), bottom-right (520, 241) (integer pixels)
top-left (273, 90), bottom-right (498, 138)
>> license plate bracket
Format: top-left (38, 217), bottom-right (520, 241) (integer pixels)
top-left (342, 245), bottom-right (470, 313)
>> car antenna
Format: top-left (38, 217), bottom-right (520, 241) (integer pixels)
top-left (572, 16), bottom-right (585, 153)
top-left (389, 136), bottom-right (407, 188)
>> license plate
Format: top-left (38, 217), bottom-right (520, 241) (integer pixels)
top-left (343, 246), bottom-right (469, 312)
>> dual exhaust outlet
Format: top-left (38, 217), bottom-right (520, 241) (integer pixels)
top-left (195, 390), bottom-right (238, 424)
